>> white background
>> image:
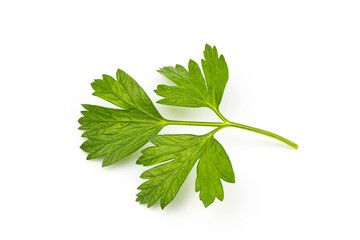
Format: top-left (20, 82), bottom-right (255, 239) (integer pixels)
top-left (1, 1), bottom-right (359, 239)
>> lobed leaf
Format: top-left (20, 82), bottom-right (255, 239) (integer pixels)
top-left (79, 70), bottom-right (165, 167)
top-left (201, 44), bottom-right (229, 108)
top-left (155, 44), bottom-right (229, 110)
top-left (92, 69), bottom-right (162, 119)
top-left (195, 137), bottom-right (235, 207)
top-left (136, 133), bottom-right (235, 208)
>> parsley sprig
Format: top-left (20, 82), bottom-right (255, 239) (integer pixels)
top-left (79, 44), bottom-right (298, 209)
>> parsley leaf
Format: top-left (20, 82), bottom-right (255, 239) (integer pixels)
top-left (195, 135), bottom-right (235, 207)
top-left (79, 69), bottom-right (165, 167)
top-left (136, 134), bottom-right (206, 208)
top-left (92, 69), bottom-right (162, 119)
top-left (136, 132), bottom-right (235, 208)
top-left (155, 44), bottom-right (228, 118)
top-left (79, 44), bottom-right (298, 209)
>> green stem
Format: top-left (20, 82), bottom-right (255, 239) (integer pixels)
top-left (227, 122), bottom-right (298, 149)
top-left (164, 119), bottom-right (298, 150)
top-left (212, 108), bottom-right (228, 122)
top-left (164, 120), bottom-right (224, 127)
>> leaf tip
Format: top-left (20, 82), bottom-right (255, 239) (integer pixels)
top-left (116, 68), bottom-right (125, 79)
top-left (188, 58), bottom-right (197, 66)
top-left (160, 202), bottom-right (168, 210)
top-left (81, 104), bottom-right (89, 109)
top-left (202, 201), bottom-right (211, 208)
top-left (205, 43), bottom-right (212, 49)
top-left (135, 158), bottom-right (143, 165)
top-left (80, 141), bottom-right (89, 152)
top-left (101, 159), bottom-right (112, 167)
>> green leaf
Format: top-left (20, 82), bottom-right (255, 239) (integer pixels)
top-left (79, 70), bottom-right (165, 167)
top-left (195, 137), bottom-right (235, 207)
top-left (92, 69), bottom-right (162, 119)
top-left (136, 133), bottom-right (235, 209)
top-left (136, 135), bottom-right (206, 209)
top-left (155, 44), bottom-right (229, 110)
top-left (201, 44), bottom-right (229, 108)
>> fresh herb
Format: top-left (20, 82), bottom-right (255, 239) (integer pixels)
top-left (79, 44), bottom-right (298, 209)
